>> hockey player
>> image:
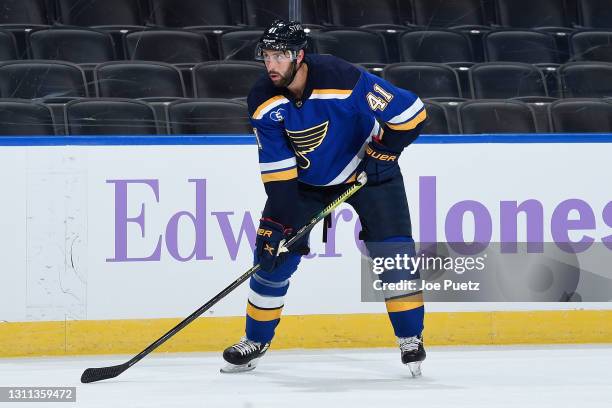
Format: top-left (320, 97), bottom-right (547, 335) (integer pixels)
top-left (221, 20), bottom-right (427, 376)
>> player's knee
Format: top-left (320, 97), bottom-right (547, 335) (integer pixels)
top-left (252, 251), bottom-right (302, 283)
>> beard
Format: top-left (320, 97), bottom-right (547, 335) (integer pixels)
top-left (268, 62), bottom-right (297, 87)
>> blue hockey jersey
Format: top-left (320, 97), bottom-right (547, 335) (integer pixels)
top-left (247, 54), bottom-right (426, 226)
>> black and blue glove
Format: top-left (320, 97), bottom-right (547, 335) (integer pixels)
top-left (360, 139), bottom-right (402, 185)
top-left (256, 218), bottom-right (292, 272)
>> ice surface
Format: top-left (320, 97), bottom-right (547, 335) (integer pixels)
top-left (1, 345), bottom-right (611, 408)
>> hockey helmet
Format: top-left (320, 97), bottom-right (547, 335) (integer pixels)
top-left (255, 20), bottom-right (308, 61)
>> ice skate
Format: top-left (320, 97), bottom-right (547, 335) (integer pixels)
top-left (220, 337), bottom-right (270, 373)
top-left (398, 335), bottom-right (426, 377)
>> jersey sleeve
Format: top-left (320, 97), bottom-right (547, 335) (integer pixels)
top-left (248, 91), bottom-right (299, 228)
top-left (350, 71), bottom-right (427, 150)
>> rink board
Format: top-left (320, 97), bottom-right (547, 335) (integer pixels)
top-left (0, 134), bottom-right (611, 356)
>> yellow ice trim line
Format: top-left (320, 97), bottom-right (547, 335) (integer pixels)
top-left (1, 310), bottom-right (612, 357)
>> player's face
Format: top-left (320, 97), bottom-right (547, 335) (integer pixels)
top-left (262, 50), bottom-right (294, 87)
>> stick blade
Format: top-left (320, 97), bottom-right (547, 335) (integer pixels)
top-left (81, 363), bottom-right (128, 383)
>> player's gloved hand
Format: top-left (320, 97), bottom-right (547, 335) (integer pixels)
top-left (359, 139), bottom-right (402, 185)
top-left (256, 218), bottom-right (292, 272)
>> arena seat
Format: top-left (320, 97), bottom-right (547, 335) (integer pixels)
top-left (94, 61), bottom-right (186, 99)
top-left (28, 28), bottom-right (115, 63)
top-left (192, 61), bottom-right (265, 99)
top-left (0, 29), bottom-right (17, 60)
top-left (484, 30), bottom-right (561, 64)
top-left (0, 60), bottom-right (87, 99)
top-left (570, 31), bottom-right (612, 62)
top-left (244, 0), bottom-right (320, 27)
top-left (311, 29), bottom-right (389, 63)
top-left (559, 61), bottom-right (612, 97)
top-left (327, 0), bottom-right (401, 26)
top-left (166, 99), bottom-right (251, 134)
top-left (494, 0), bottom-right (571, 28)
top-left (399, 30), bottom-right (474, 63)
top-left (549, 98), bottom-right (612, 132)
top-left (149, 0), bottom-right (238, 27)
top-left (0, 99), bottom-right (55, 135)
top-left (469, 62), bottom-right (549, 99)
top-left (459, 100), bottom-right (538, 133)
top-left (0, 0), bottom-right (49, 25)
top-left (421, 100), bottom-right (452, 134)
top-left (55, 0), bottom-right (148, 26)
top-left (220, 30), bottom-right (263, 60)
top-left (65, 98), bottom-right (158, 135)
top-left (383, 63), bottom-right (464, 99)
top-left (125, 30), bottom-right (212, 63)
top-left (410, 0), bottom-right (489, 28)
top-left (577, 0), bottom-right (612, 28)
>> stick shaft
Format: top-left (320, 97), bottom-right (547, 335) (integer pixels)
top-left (123, 173), bottom-right (367, 369)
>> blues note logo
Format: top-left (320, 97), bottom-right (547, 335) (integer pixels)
top-left (286, 121), bottom-right (329, 169)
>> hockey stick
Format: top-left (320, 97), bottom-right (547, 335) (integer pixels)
top-left (81, 171), bottom-right (368, 383)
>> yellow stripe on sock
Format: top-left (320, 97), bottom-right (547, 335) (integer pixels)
top-left (247, 303), bottom-right (283, 321)
top-left (385, 292), bottom-right (424, 313)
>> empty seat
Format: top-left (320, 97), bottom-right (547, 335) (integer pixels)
top-left (0, 0), bottom-right (48, 25)
top-left (578, 0), bottom-right (612, 28)
top-left (422, 101), bottom-right (451, 134)
top-left (220, 30), bottom-right (263, 60)
top-left (549, 98), bottom-right (612, 132)
top-left (559, 61), bottom-right (612, 97)
top-left (570, 31), bottom-right (612, 62)
top-left (0, 100), bottom-right (55, 135)
top-left (459, 100), bottom-right (537, 133)
top-left (494, 0), bottom-right (570, 28)
top-left (0, 30), bottom-right (17, 60)
top-left (65, 99), bottom-right (157, 135)
top-left (125, 30), bottom-right (212, 63)
top-left (311, 29), bottom-right (388, 63)
top-left (28, 29), bottom-right (115, 63)
top-left (399, 30), bottom-right (473, 63)
top-left (469, 62), bottom-right (548, 98)
top-left (484, 30), bottom-right (561, 63)
top-left (192, 61), bottom-right (265, 99)
top-left (0, 61), bottom-right (87, 99)
top-left (244, 0), bottom-right (319, 27)
top-left (411, 0), bottom-right (488, 28)
top-left (383, 63), bottom-right (463, 98)
top-left (328, 0), bottom-right (401, 26)
top-left (55, 0), bottom-right (147, 26)
top-left (149, 0), bottom-right (238, 27)
top-left (94, 61), bottom-right (186, 99)
top-left (167, 99), bottom-right (251, 134)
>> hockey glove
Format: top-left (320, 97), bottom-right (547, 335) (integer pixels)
top-left (256, 218), bottom-right (292, 272)
top-left (360, 139), bottom-right (402, 185)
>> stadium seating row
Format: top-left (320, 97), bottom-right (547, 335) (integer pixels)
top-left (0, 98), bottom-right (611, 136)
top-left (2, 27), bottom-right (612, 64)
top-left (0, 60), bottom-right (609, 100)
top-left (1, 0), bottom-right (611, 29)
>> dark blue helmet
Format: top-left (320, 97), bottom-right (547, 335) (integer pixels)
top-left (255, 20), bottom-right (307, 60)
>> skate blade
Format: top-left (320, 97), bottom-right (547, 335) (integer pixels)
top-left (220, 358), bottom-right (260, 373)
top-left (406, 361), bottom-right (422, 377)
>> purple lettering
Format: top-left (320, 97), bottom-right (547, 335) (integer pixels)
top-left (165, 179), bottom-right (212, 261)
top-left (445, 200), bottom-right (492, 255)
top-left (106, 179), bottom-right (162, 262)
top-left (212, 211), bottom-right (257, 260)
top-left (603, 201), bottom-right (612, 250)
top-left (500, 200), bottom-right (544, 253)
top-left (419, 176), bottom-right (437, 243)
top-left (551, 199), bottom-right (595, 253)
